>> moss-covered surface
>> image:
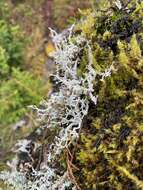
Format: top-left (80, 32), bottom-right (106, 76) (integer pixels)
top-left (71, 1), bottom-right (143, 189)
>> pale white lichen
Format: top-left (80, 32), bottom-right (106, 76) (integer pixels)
top-left (15, 139), bottom-right (31, 153)
top-left (115, 0), bottom-right (122, 10)
top-left (0, 26), bottom-right (113, 190)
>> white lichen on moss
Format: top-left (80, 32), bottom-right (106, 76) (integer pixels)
top-left (0, 26), bottom-right (112, 190)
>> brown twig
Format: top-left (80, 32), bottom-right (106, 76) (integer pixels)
top-left (66, 148), bottom-right (81, 190)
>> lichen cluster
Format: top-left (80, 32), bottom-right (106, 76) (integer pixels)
top-left (0, 24), bottom-right (112, 189)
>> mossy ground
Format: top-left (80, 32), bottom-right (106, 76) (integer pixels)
top-left (70, 1), bottom-right (143, 189)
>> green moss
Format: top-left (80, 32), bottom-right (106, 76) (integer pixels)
top-left (71, 1), bottom-right (143, 189)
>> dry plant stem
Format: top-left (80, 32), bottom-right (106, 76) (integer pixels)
top-left (66, 149), bottom-right (81, 190)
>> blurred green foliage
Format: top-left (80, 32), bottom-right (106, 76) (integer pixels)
top-left (0, 68), bottom-right (48, 125)
top-left (0, 20), bottom-right (25, 77)
top-left (0, 19), bottom-right (48, 126)
top-left (0, 2), bottom-right (50, 180)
